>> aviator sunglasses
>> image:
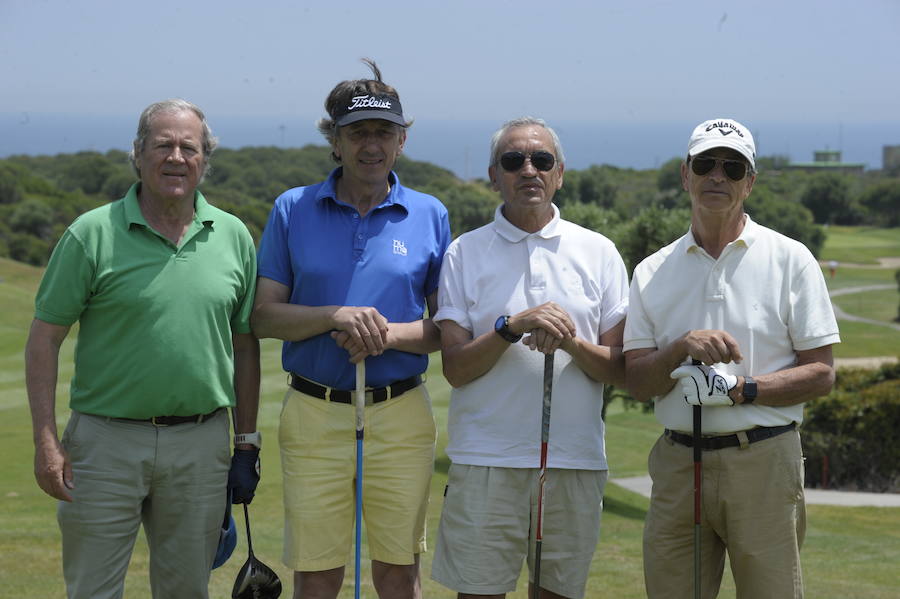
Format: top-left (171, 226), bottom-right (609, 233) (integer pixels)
top-left (690, 155), bottom-right (751, 181)
top-left (499, 150), bottom-right (556, 172)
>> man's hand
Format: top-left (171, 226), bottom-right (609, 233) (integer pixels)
top-left (670, 364), bottom-right (737, 406)
top-left (228, 448), bottom-right (260, 504)
top-left (331, 306), bottom-right (389, 356)
top-left (34, 437), bottom-right (74, 502)
top-left (681, 330), bottom-right (743, 365)
top-left (511, 302), bottom-right (576, 348)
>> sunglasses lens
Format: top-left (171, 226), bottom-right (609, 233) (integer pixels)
top-left (500, 152), bottom-right (526, 172)
top-left (723, 161), bottom-right (747, 180)
top-left (530, 151), bottom-right (555, 171)
top-left (691, 157), bottom-right (716, 176)
top-left (691, 156), bottom-right (748, 180)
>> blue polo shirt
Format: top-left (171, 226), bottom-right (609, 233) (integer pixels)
top-left (258, 168), bottom-right (451, 389)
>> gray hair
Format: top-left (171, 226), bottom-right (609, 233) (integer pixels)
top-left (489, 117), bottom-right (566, 168)
top-left (128, 99), bottom-right (218, 180)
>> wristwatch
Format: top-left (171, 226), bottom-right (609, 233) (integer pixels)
top-left (742, 376), bottom-right (758, 404)
top-left (234, 431), bottom-right (262, 449)
top-left (494, 315), bottom-right (523, 343)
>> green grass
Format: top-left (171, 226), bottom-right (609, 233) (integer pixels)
top-left (820, 226), bottom-right (900, 264)
top-left (833, 289), bottom-right (900, 324)
top-left (832, 320), bottom-right (900, 359)
top-left (3, 253), bottom-right (900, 597)
top-left (822, 265), bottom-right (898, 291)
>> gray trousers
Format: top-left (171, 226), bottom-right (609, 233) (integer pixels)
top-left (58, 409), bottom-right (230, 599)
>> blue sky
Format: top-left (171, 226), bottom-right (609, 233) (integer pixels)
top-left (2, 0), bottom-right (899, 174)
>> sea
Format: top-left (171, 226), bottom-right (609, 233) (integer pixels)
top-left (2, 112), bottom-right (898, 179)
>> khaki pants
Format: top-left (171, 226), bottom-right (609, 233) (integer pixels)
top-left (58, 410), bottom-right (230, 599)
top-left (643, 428), bottom-right (806, 599)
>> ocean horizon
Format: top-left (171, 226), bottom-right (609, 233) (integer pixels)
top-left (2, 113), bottom-right (898, 180)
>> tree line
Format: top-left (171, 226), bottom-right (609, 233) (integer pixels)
top-left (1, 145), bottom-right (898, 271)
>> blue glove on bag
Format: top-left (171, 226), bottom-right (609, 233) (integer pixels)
top-left (228, 448), bottom-right (260, 504)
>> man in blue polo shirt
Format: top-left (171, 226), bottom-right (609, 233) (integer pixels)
top-left (252, 60), bottom-right (450, 599)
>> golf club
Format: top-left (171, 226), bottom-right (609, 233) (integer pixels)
top-left (532, 351), bottom-right (554, 599)
top-left (692, 359), bottom-right (702, 599)
top-left (354, 360), bottom-right (366, 599)
top-left (232, 503), bottom-right (282, 599)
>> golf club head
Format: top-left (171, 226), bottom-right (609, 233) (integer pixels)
top-left (231, 555), bottom-right (282, 599)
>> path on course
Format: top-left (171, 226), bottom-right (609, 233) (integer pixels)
top-left (829, 283), bottom-right (900, 332)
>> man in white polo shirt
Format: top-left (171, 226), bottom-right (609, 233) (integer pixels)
top-left (624, 117), bottom-right (840, 598)
top-left (430, 117), bottom-right (628, 599)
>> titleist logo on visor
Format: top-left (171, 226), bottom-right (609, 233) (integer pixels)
top-left (348, 95), bottom-right (393, 110)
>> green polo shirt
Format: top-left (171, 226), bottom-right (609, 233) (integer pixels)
top-left (35, 183), bottom-right (257, 418)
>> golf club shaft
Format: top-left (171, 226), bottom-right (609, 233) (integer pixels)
top-left (692, 359), bottom-right (702, 599)
top-left (533, 352), bottom-right (554, 599)
top-left (355, 360), bottom-right (365, 599)
top-left (243, 503), bottom-right (254, 558)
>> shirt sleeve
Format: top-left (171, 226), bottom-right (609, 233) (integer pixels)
top-left (230, 227), bottom-right (258, 335)
top-left (433, 240), bottom-right (472, 331)
top-left (424, 207), bottom-right (451, 297)
top-left (34, 228), bottom-right (94, 326)
top-left (623, 264), bottom-right (658, 353)
top-left (257, 193), bottom-right (294, 287)
top-left (788, 256), bottom-right (841, 350)
top-left (599, 245), bottom-right (629, 335)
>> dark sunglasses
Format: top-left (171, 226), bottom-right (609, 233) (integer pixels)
top-left (690, 156), bottom-right (751, 181)
top-left (499, 150), bottom-right (556, 172)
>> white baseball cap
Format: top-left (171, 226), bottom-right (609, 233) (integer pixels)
top-left (687, 118), bottom-right (756, 170)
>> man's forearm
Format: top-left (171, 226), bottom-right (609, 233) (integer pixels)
top-left (251, 303), bottom-right (340, 341)
top-left (232, 334), bottom-right (261, 434)
top-left (624, 343), bottom-right (688, 402)
top-left (386, 318), bottom-right (441, 355)
top-left (564, 337), bottom-right (625, 386)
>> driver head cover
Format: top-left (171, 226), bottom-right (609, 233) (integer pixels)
top-left (212, 513), bottom-right (237, 570)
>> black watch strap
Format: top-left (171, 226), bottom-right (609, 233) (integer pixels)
top-left (742, 376), bottom-right (757, 403)
top-left (494, 315), bottom-right (523, 343)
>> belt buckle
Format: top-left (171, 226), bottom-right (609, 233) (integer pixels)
top-left (149, 416), bottom-right (169, 427)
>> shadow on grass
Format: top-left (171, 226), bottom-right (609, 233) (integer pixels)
top-left (603, 494), bottom-right (648, 520)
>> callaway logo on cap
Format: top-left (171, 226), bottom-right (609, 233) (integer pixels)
top-left (333, 93), bottom-right (406, 127)
top-left (687, 117), bottom-right (756, 170)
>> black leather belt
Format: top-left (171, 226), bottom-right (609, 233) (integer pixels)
top-left (665, 422), bottom-right (796, 451)
top-left (289, 373), bottom-right (421, 405)
top-left (113, 407), bottom-right (224, 427)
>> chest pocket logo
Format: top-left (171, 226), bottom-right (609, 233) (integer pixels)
top-left (392, 239), bottom-right (408, 256)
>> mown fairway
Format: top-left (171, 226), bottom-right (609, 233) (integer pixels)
top-left (2, 223), bottom-right (899, 598)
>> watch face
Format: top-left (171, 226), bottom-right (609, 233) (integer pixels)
top-left (495, 315), bottom-right (507, 332)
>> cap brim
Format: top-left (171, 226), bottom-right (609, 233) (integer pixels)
top-left (335, 110), bottom-right (406, 127)
top-left (689, 138), bottom-right (755, 169)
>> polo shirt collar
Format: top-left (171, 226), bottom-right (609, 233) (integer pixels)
top-left (316, 167), bottom-right (409, 213)
top-left (492, 203), bottom-right (562, 243)
top-left (122, 182), bottom-right (215, 228)
top-left (684, 213), bottom-right (757, 254)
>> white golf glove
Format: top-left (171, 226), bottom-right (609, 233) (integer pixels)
top-left (670, 364), bottom-right (737, 406)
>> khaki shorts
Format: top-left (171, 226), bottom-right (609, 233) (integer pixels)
top-left (279, 385), bottom-right (435, 571)
top-left (431, 464), bottom-right (607, 599)
top-left (643, 429), bottom-right (806, 599)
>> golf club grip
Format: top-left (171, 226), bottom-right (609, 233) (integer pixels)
top-left (541, 352), bottom-right (554, 444)
top-left (355, 361), bottom-right (365, 434)
top-left (691, 359), bottom-right (702, 599)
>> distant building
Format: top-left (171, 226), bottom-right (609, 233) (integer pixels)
top-left (884, 145), bottom-right (900, 173)
top-left (786, 150), bottom-right (865, 174)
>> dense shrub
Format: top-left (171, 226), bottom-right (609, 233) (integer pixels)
top-left (802, 363), bottom-right (900, 492)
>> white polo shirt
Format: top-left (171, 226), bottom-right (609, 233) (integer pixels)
top-left (624, 215), bottom-right (840, 434)
top-left (435, 205), bottom-right (628, 470)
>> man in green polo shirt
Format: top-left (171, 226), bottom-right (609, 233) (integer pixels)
top-left (25, 99), bottom-right (261, 599)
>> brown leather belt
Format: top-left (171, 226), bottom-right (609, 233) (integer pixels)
top-left (665, 423), bottom-right (796, 451)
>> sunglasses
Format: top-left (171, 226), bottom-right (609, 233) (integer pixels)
top-left (499, 150), bottom-right (556, 172)
top-left (690, 156), bottom-right (751, 181)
